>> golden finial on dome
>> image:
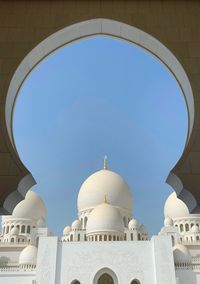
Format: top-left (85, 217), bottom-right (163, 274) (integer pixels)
top-left (104, 155), bottom-right (107, 170)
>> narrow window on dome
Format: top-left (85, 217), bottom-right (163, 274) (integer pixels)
top-left (171, 236), bottom-right (175, 246)
top-left (84, 217), bottom-right (88, 228)
top-left (27, 226), bottom-right (31, 234)
top-left (123, 216), bottom-right (127, 227)
top-left (21, 225), bottom-right (25, 233)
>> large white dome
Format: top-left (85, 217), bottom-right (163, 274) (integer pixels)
top-left (86, 201), bottom-right (124, 235)
top-left (13, 190), bottom-right (46, 221)
top-left (78, 169), bottom-right (132, 212)
top-left (164, 192), bottom-right (189, 219)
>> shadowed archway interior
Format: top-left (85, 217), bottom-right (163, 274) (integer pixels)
top-left (97, 273), bottom-right (114, 284)
top-left (130, 280), bottom-right (141, 284)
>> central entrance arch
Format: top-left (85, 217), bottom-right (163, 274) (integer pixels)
top-left (4, 18), bottom-right (195, 213)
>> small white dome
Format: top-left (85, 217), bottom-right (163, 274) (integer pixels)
top-left (164, 217), bottom-right (174, 227)
top-left (63, 226), bottom-right (71, 236)
top-left (191, 225), bottom-right (200, 233)
top-left (86, 201), bottom-right (124, 235)
top-left (13, 191), bottom-right (46, 221)
top-left (71, 220), bottom-right (81, 230)
top-left (139, 224), bottom-right (147, 234)
top-left (173, 244), bottom-right (191, 264)
top-left (164, 192), bottom-right (189, 219)
top-left (78, 169), bottom-right (132, 213)
top-left (19, 245), bottom-right (37, 266)
top-left (10, 227), bottom-right (19, 236)
top-left (128, 219), bottom-right (139, 230)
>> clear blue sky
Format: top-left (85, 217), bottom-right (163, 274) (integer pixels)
top-left (13, 36), bottom-right (188, 237)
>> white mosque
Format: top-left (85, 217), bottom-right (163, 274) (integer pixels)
top-left (0, 159), bottom-right (200, 284)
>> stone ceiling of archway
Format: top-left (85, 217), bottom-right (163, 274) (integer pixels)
top-left (0, 0), bottom-right (200, 212)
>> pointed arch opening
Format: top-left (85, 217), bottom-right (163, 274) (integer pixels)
top-left (98, 273), bottom-right (114, 284)
top-left (71, 280), bottom-right (80, 284)
top-left (130, 280), bottom-right (141, 284)
top-left (93, 267), bottom-right (118, 284)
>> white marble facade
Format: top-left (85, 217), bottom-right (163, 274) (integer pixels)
top-left (0, 160), bottom-right (200, 284)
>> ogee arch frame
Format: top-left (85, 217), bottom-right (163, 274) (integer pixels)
top-left (5, 18), bottom-right (195, 212)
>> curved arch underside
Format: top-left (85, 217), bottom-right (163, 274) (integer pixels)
top-left (0, 1), bottom-right (200, 213)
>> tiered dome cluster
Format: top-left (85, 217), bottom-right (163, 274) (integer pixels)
top-left (62, 163), bottom-right (148, 242)
top-left (160, 191), bottom-right (200, 266)
top-left (0, 190), bottom-right (50, 269)
top-left (1, 191), bottom-right (46, 245)
top-left (164, 192), bottom-right (200, 242)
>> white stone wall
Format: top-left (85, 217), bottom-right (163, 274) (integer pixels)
top-left (175, 269), bottom-right (200, 284)
top-left (36, 235), bottom-right (176, 284)
top-left (152, 236), bottom-right (176, 283)
top-left (36, 237), bottom-right (58, 284)
top-left (0, 246), bottom-right (25, 265)
top-left (0, 273), bottom-right (35, 284)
